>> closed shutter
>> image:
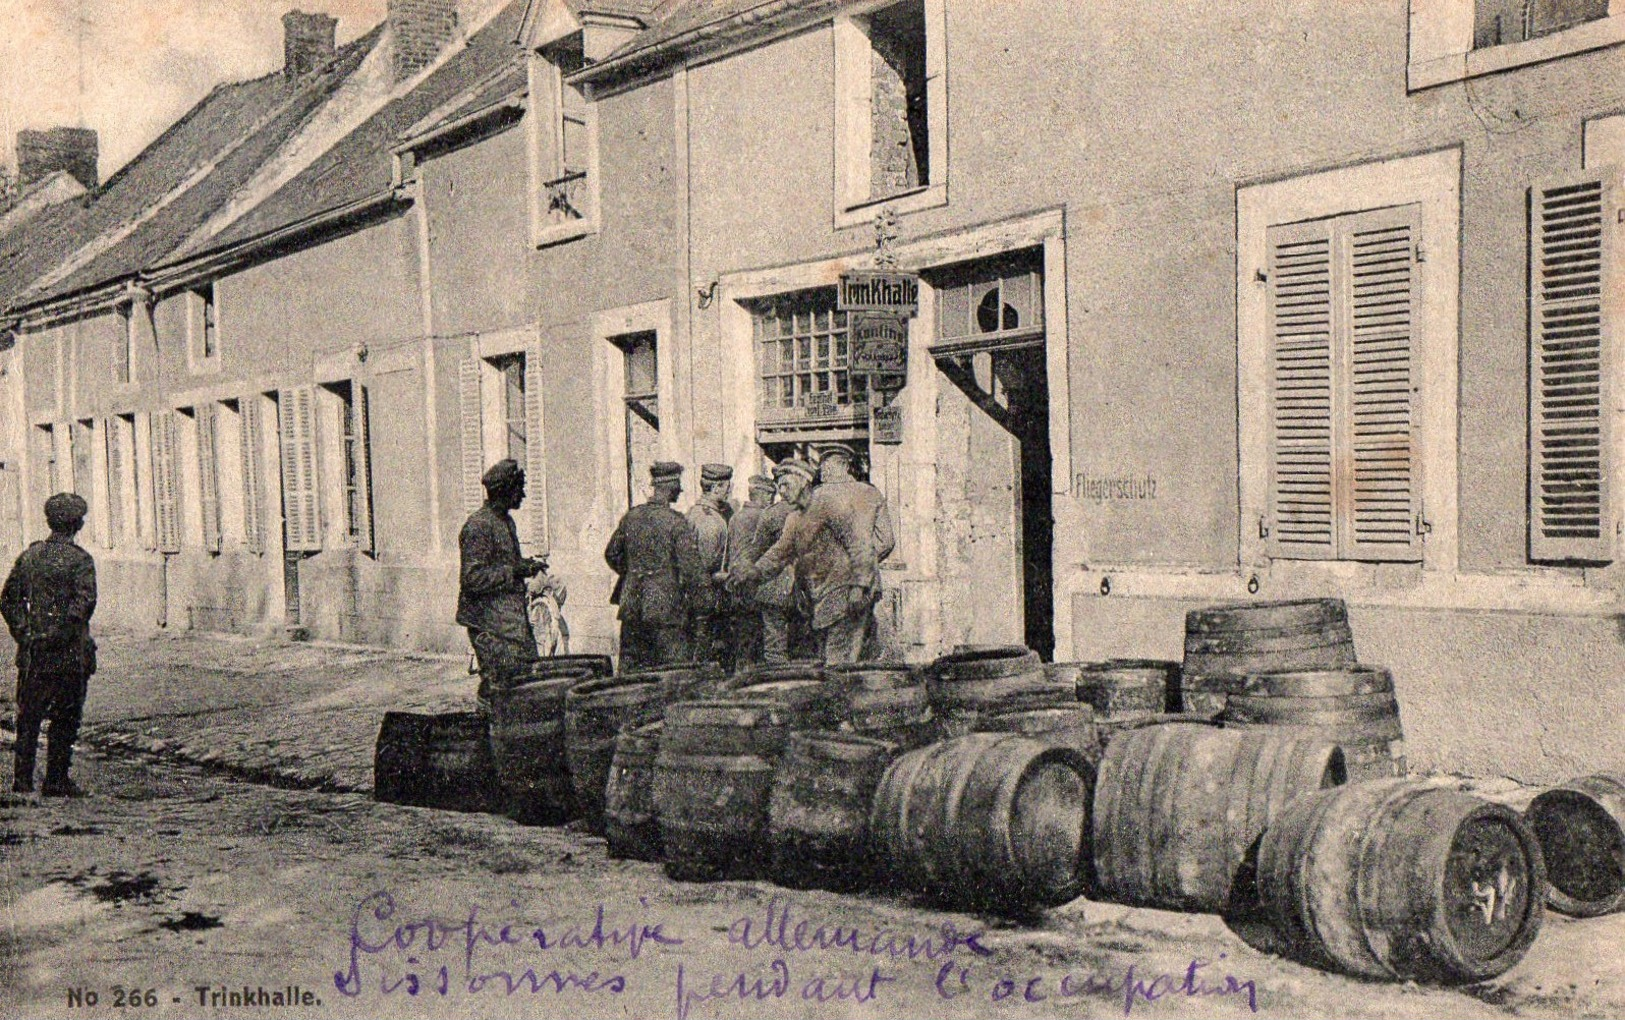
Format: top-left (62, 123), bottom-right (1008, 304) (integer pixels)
top-left (153, 410), bottom-right (182, 553)
top-left (242, 397), bottom-right (266, 555)
top-left (278, 386), bottom-right (322, 552)
top-left (525, 345), bottom-right (548, 554)
top-left (197, 403), bottom-right (221, 553)
top-left (1266, 218), bottom-right (1337, 559)
top-left (106, 418), bottom-right (125, 544)
top-left (1529, 170), bottom-right (1619, 562)
top-left (459, 358), bottom-right (484, 516)
top-left (353, 383), bottom-right (375, 555)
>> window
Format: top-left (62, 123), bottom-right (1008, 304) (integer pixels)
top-left (277, 386), bottom-right (322, 553)
top-left (461, 346), bottom-right (546, 551)
top-left (33, 425), bottom-right (58, 509)
top-left (1475, 0), bottom-right (1608, 47)
top-left (114, 306), bottom-right (134, 384)
top-left (488, 353), bottom-right (528, 465)
top-left (753, 289), bottom-right (871, 444)
top-left (152, 410), bottom-right (183, 554)
top-left (933, 250), bottom-right (1046, 356)
top-left (1411, 0), bottom-right (1625, 89)
top-left (107, 414), bottom-right (137, 546)
top-left (531, 34), bottom-right (597, 243)
top-left (615, 331), bottom-right (659, 508)
top-left (238, 396), bottom-right (269, 555)
top-left (215, 399), bottom-right (247, 549)
top-left (319, 380), bottom-right (374, 550)
top-left (71, 420), bottom-right (97, 544)
top-left (834, 0), bottom-right (947, 226)
top-left (188, 284), bottom-right (219, 369)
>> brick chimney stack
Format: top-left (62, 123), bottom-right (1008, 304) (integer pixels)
top-left (389, 0), bottom-right (459, 82)
top-left (16, 127), bottom-right (99, 192)
top-left (283, 10), bottom-right (338, 77)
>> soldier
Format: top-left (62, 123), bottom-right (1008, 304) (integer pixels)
top-left (685, 463), bottom-right (734, 666)
top-left (456, 459), bottom-right (549, 698)
top-left (605, 461), bottom-right (709, 670)
top-left (724, 474), bottom-right (777, 666)
top-left (732, 444), bottom-right (895, 664)
top-left (744, 459), bottom-right (814, 664)
top-left (3, 492), bottom-right (98, 796)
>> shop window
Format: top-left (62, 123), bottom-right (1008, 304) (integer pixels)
top-left (752, 288), bottom-right (871, 445)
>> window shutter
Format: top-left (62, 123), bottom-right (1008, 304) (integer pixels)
top-left (525, 345), bottom-right (548, 554)
top-left (153, 411), bottom-right (182, 554)
top-left (278, 386), bottom-right (322, 552)
top-left (459, 358), bottom-right (484, 516)
top-left (1529, 170), bottom-right (1619, 562)
top-left (105, 418), bottom-right (125, 544)
top-left (354, 382), bottom-right (375, 555)
top-left (1266, 218), bottom-right (1337, 559)
top-left (242, 397), bottom-right (266, 555)
top-left (197, 403), bottom-right (221, 553)
top-left (1340, 206), bottom-right (1422, 562)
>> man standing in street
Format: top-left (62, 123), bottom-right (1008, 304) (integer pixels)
top-left (606, 461), bottom-right (708, 670)
top-left (457, 460), bottom-right (548, 698)
top-left (685, 463), bottom-right (734, 667)
top-left (743, 459), bottom-right (814, 664)
top-left (724, 474), bottom-right (776, 667)
top-left (3, 493), bottom-right (98, 796)
top-left (731, 444), bottom-right (894, 664)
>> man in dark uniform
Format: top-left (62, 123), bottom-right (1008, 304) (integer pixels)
top-left (3, 492), bottom-right (98, 796)
top-left (724, 474), bottom-right (776, 667)
top-left (743, 459), bottom-right (814, 664)
top-left (457, 460), bottom-right (548, 698)
top-left (685, 463), bottom-right (734, 666)
top-left (605, 461), bottom-right (709, 670)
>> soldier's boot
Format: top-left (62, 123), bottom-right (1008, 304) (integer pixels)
top-left (12, 743), bottom-right (36, 793)
top-left (40, 738), bottom-right (83, 798)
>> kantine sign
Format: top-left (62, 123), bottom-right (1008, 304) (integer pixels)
top-left (850, 313), bottom-right (909, 374)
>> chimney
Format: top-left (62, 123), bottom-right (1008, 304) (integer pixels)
top-left (283, 10), bottom-right (338, 77)
top-left (16, 127), bottom-right (98, 192)
top-left (389, 0), bottom-right (459, 82)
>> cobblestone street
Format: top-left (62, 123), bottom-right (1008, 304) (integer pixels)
top-left (0, 632), bottom-right (1621, 1020)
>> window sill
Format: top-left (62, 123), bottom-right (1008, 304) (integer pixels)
top-left (533, 218), bottom-right (597, 250)
top-left (1409, 14), bottom-right (1625, 90)
top-left (834, 182), bottom-right (947, 231)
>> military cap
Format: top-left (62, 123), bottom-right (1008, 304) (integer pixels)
top-left (747, 474), bottom-right (776, 495)
top-left (700, 463), bottom-right (733, 484)
top-left (773, 458), bottom-right (816, 483)
top-left (814, 441), bottom-right (857, 465)
top-left (481, 458), bottom-right (524, 490)
top-left (44, 492), bottom-right (89, 529)
top-left (650, 461), bottom-right (684, 483)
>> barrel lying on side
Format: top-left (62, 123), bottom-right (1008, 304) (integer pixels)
top-left (565, 676), bottom-right (671, 834)
top-left (604, 722), bottom-right (664, 861)
top-left (871, 733), bottom-right (1094, 912)
top-left (1220, 666), bottom-right (1406, 781)
top-left (484, 673), bottom-right (589, 825)
top-left (374, 711), bottom-right (503, 813)
top-left (1259, 780), bottom-right (1546, 983)
top-left (1524, 773), bottom-right (1625, 917)
top-left (1092, 722), bottom-right (1345, 914)
top-left (974, 705), bottom-right (1102, 765)
top-left (768, 731), bottom-right (897, 890)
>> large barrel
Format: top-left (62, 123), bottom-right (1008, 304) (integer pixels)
top-left (731, 679), bottom-right (842, 730)
top-left (1219, 666), bottom-right (1405, 781)
top-left (1259, 780), bottom-right (1545, 983)
top-left (484, 673), bottom-right (588, 825)
top-left (620, 661), bottom-right (728, 700)
top-left (604, 721), bottom-right (664, 861)
top-left (1092, 722), bottom-right (1345, 913)
top-left (928, 646), bottom-right (1071, 715)
top-left (767, 731), bottom-right (897, 890)
top-left (1182, 599), bottom-right (1356, 706)
top-left (828, 662), bottom-right (935, 749)
top-left (1524, 773), bottom-right (1625, 917)
top-left (730, 660), bottom-right (826, 687)
top-left (973, 705), bottom-right (1102, 765)
top-left (373, 711), bottom-right (503, 812)
top-left (871, 733), bottom-right (1094, 912)
top-left (565, 676), bottom-right (672, 834)
top-left (1074, 661), bottom-right (1170, 718)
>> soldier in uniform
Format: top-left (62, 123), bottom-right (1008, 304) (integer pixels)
top-left (743, 459), bottom-right (814, 664)
top-left (724, 474), bottom-right (777, 667)
top-left (685, 463), bottom-right (734, 666)
top-left (732, 444), bottom-right (894, 663)
top-left (605, 461), bottom-right (709, 670)
top-left (456, 460), bottom-right (549, 698)
top-left (3, 492), bottom-right (98, 796)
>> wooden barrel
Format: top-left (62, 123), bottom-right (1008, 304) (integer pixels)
top-left (928, 646), bottom-right (1071, 715)
top-left (604, 722), bottom-right (664, 861)
top-left (871, 733), bottom-right (1094, 912)
top-left (731, 679), bottom-right (842, 730)
top-left (1259, 780), bottom-right (1546, 983)
top-left (565, 676), bottom-right (672, 834)
top-left (1182, 599), bottom-right (1356, 702)
top-left (1219, 666), bottom-right (1405, 781)
top-left (974, 705), bottom-right (1102, 765)
top-left (621, 661), bottom-right (729, 700)
top-left (828, 662), bottom-right (929, 730)
top-left (1092, 722), bottom-right (1345, 913)
top-left (1524, 773), bottom-right (1625, 917)
top-left (767, 731), bottom-right (897, 890)
top-left (484, 673), bottom-right (587, 825)
top-left (1075, 661), bottom-right (1170, 717)
top-left (730, 660), bottom-right (826, 686)
top-left (534, 654), bottom-right (615, 679)
top-left (660, 700), bottom-right (793, 757)
top-left (373, 711), bottom-right (503, 812)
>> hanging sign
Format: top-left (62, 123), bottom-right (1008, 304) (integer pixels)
top-left (850, 312), bottom-right (909, 375)
top-left (838, 271), bottom-right (920, 316)
top-left (871, 403), bottom-right (904, 445)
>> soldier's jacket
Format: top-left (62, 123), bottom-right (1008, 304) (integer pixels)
top-left (686, 497), bottom-right (733, 612)
top-left (746, 500), bottom-right (799, 608)
top-left (606, 501), bottom-right (711, 624)
top-left (724, 497), bottom-right (771, 610)
top-left (455, 503), bottom-right (537, 648)
top-left (0, 534), bottom-right (98, 675)
top-left (753, 479), bottom-right (895, 629)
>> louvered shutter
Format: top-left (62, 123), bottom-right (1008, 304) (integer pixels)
top-left (1529, 170), bottom-right (1619, 562)
top-left (278, 386), bottom-right (322, 552)
top-left (459, 358), bottom-right (484, 515)
top-left (197, 403), bottom-right (221, 553)
top-left (242, 398), bottom-right (266, 555)
top-left (353, 383), bottom-right (375, 555)
top-left (525, 346), bottom-right (548, 554)
top-left (106, 418), bottom-right (125, 544)
top-left (1266, 219), bottom-right (1337, 558)
top-left (153, 411), bottom-right (182, 553)
top-left (1340, 206), bottom-right (1422, 561)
